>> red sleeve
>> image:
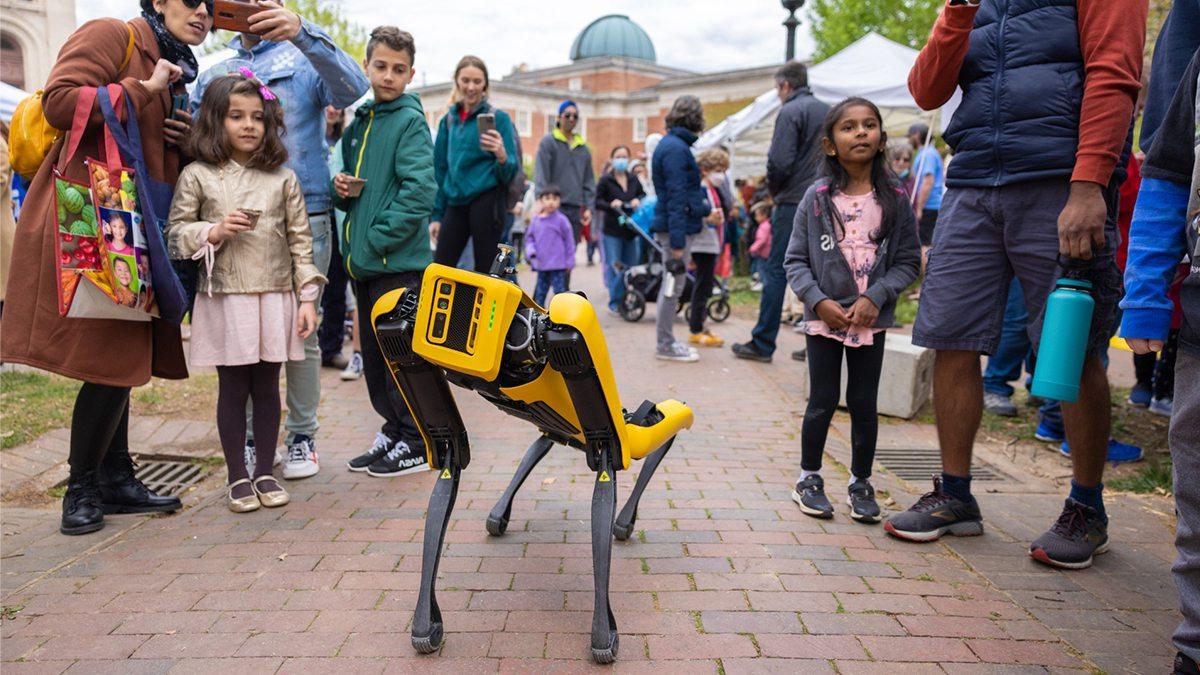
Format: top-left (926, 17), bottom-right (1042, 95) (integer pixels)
top-left (1072, 0), bottom-right (1147, 186)
top-left (908, 4), bottom-right (979, 110)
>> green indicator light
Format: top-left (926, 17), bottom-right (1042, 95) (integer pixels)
top-left (489, 301), bottom-right (496, 329)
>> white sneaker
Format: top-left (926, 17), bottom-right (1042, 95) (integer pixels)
top-left (340, 352), bottom-right (363, 381)
top-left (282, 435), bottom-right (319, 479)
top-left (1149, 397), bottom-right (1173, 417)
top-left (656, 342), bottom-right (699, 362)
top-left (244, 440), bottom-right (284, 475)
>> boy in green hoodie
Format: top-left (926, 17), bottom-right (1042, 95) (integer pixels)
top-left (332, 26), bottom-right (436, 478)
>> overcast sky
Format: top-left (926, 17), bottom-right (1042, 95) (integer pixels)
top-left (79, 0), bottom-right (817, 85)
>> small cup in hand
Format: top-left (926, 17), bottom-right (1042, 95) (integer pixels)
top-left (239, 209), bottom-right (262, 228)
top-left (344, 177), bottom-right (367, 198)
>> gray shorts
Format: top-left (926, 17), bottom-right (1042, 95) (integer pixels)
top-left (912, 179), bottom-right (1121, 357)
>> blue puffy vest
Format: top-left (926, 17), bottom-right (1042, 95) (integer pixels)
top-left (943, 0), bottom-right (1085, 188)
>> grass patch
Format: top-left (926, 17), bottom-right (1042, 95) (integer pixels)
top-left (1109, 456), bottom-right (1173, 495)
top-left (1, 371), bottom-right (219, 451)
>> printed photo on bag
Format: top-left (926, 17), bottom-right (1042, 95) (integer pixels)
top-left (135, 249), bottom-right (153, 289)
top-left (108, 252), bottom-right (140, 308)
top-left (100, 208), bottom-right (136, 256)
top-left (55, 178), bottom-right (98, 237)
top-left (89, 162), bottom-right (137, 211)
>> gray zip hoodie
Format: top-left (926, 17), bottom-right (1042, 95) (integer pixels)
top-left (784, 178), bottom-right (922, 329)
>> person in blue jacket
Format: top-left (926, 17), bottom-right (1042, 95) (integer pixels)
top-left (650, 95), bottom-right (714, 362)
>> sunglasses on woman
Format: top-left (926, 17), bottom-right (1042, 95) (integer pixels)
top-left (180, 0), bottom-right (215, 12)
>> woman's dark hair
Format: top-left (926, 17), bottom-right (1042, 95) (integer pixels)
top-left (189, 74), bottom-right (288, 171)
top-left (664, 95), bottom-right (705, 134)
top-left (609, 145), bottom-right (631, 158)
top-left (818, 97), bottom-right (898, 244)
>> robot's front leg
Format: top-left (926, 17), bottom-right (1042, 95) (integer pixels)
top-left (371, 288), bottom-right (468, 654)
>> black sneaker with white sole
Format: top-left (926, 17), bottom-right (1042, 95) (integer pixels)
top-left (1029, 498), bottom-right (1109, 570)
top-left (366, 439), bottom-right (430, 477)
top-left (347, 432), bottom-right (393, 472)
top-left (884, 477), bottom-right (984, 542)
top-left (791, 474), bottom-right (834, 519)
top-left (847, 479), bottom-right (881, 523)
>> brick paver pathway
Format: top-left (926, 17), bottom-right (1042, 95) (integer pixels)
top-left (0, 267), bottom-right (1178, 673)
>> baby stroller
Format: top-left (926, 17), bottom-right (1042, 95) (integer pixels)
top-left (617, 213), bottom-right (731, 323)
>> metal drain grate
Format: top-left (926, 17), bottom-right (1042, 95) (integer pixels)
top-left (876, 447), bottom-right (1009, 482)
top-left (135, 458), bottom-right (210, 497)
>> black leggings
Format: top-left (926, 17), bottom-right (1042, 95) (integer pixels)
top-left (69, 383), bottom-right (131, 474)
top-left (436, 186), bottom-right (506, 274)
top-left (688, 252), bottom-right (717, 334)
top-left (216, 361), bottom-right (282, 484)
top-left (801, 333), bottom-right (886, 479)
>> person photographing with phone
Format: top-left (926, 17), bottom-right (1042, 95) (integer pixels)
top-left (194, 0), bottom-right (369, 481)
top-left (429, 55), bottom-right (519, 273)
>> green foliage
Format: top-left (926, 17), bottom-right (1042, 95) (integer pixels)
top-left (1109, 456), bottom-right (1173, 495)
top-left (201, 0), bottom-right (367, 62)
top-left (0, 372), bottom-right (79, 450)
top-left (808, 0), bottom-right (944, 62)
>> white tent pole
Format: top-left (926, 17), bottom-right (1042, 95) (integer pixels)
top-left (911, 111), bottom-right (938, 208)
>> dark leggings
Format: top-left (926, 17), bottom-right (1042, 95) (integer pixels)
top-left (801, 333), bottom-right (886, 479)
top-left (436, 186), bottom-right (506, 274)
top-left (688, 252), bottom-right (717, 334)
top-left (69, 383), bottom-right (131, 474)
top-left (216, 361), bottom-right (282, 485)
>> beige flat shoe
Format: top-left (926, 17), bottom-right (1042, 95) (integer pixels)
top-left (228, 479), bottom-right (260, 513)
top-left (252, 475), bottom-right (289, 508)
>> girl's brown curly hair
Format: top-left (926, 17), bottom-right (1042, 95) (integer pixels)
top-left (189, 74), bottom-right (288, 171)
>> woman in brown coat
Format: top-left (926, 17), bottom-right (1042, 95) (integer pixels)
top-left (0, 0), bottom-right (212, 535)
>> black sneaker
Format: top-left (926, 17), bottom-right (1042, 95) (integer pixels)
top-left (347, 432), bottom-right (394, 472)
top-left (732, 342), bottom-right (772, 363)
top-left (1175, 651), bottom-right (1200, 675)
top-left (791, 474), bottom-right (834, 519)
top-left (884, 477), bottom-right (984, 542)
top-left (847, 479), bottom-right (881, 523)
top-left (1029, 498), bottom-right (1109, 570)
top-left (366, 439), bottom-right (430, 477)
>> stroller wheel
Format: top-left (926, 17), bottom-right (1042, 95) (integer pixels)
top-left (621, 289), bottom-right (646, 322)
top-left (707, 298), bottom-right (731, 323)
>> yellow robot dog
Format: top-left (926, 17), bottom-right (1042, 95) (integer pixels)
top-left (370, 247), bottom-right (693, 663)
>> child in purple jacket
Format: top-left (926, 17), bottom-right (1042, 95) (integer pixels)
top-left (525, 184), bottom-right (576, 306)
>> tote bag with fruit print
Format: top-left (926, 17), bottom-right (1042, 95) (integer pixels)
top-left (52, 86), bottom-right (156, 321)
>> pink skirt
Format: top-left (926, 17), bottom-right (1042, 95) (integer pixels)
top-left (189, 291), bottom-right (305, 367)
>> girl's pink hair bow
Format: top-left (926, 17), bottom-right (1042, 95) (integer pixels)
top-left (237, 66), bottom-right (277, 102)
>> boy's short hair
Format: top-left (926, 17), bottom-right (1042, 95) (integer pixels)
top-left (367, 26), bottom-right (416, 63)
top-left (537, 184), bottom-right (561, 198)
top-left (750, 201), bottom-right (772, 219)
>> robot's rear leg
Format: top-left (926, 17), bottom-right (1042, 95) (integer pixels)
top-left (412, 454), bottom-right (460, 654)
top-left (613, 436), bottom-right (675, 542)
top-left (487, 436), bottom-right (555, 536)
top-left (590, 453), bottom-right (619, 664)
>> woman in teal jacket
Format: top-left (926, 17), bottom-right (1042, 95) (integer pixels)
top-left (429, 55), bottom-right (519, 272)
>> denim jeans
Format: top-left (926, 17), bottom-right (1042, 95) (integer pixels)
top-left (602, 234), bottom-right (640, 311)
top-left (246, 211), bottom-right (332, 444)
top-left (533, 269), bottom-right (568, 306)
top-left (983, 278), bottom-right (1033, 397)
top-left (750, 203), bottom-right (798, 356)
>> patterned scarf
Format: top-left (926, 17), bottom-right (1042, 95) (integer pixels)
top-left (140, 10), bottom-right (200, 84)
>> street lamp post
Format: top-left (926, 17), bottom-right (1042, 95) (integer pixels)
top-left (782, 0), bottom-right (805, 62)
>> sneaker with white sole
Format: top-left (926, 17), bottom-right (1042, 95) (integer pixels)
top-left (1149, 396), bottom-right (1173, 417)
top-left (367, 439), bottom-right (429, 477)
top-left (340, 352), bottom-right (363, 381)
top-left (656, 342), bottom-right (700, 362)
top-left (983, 391), bottom-right (1017, 417)
top-left (244, 439), bottom-right (282, 475)
top-left (347, 432), bottom-right (393, 472)
top-left (282, 435), bottom-right (319, 479)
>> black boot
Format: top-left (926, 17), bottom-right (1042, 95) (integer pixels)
top-left (61, 472), bottom-right (105, 535)
top-left (99, 447), bottom-right (182, 514)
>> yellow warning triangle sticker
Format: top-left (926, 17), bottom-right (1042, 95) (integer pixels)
top-left (440, 468), bottom-right (452, 479)
top-left (598, 471), bottom-right (610, 482)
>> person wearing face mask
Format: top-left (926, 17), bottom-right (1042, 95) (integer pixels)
top-left (690, 149), bottom-right (732, 348)
top-left (1, 0), bottom-right (215, 535)
top-left (594, 145), bottom-right (646, 314)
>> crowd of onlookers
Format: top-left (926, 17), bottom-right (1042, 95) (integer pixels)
top-left (0, 0), bottom-right (1198, 670)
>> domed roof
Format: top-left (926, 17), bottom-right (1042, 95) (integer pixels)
top-left (569, 15), bottom-right (656, 63)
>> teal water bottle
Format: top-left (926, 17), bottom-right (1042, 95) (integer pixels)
top-left (1030, 276), bottom-right (1094, 403)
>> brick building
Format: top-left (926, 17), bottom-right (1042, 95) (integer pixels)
top-left (411, 14), bottom-right (777, 174)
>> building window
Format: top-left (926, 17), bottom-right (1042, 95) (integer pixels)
top-left (516, 109), bottom-right (532, 137)
top-left (578, 116), bottom-right (587, 140)
top-left (547, 112), bottom-right (557, 133)
top-left (633, 117), bottom-right (647, 143)
top-left (568, 77), bottom-right (582, 91)
top-left (1, 32), bottom-right (25, 90)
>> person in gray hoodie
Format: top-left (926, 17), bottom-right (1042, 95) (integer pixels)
top-left (783, 98), bottom-right (921, 523)
top-left (534, 100), bottom-right (595, 247)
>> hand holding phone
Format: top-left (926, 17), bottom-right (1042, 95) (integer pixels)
top-left (212, 0), bottom-right (258, 33)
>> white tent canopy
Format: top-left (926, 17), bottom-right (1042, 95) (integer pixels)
top-left (695, 32), bottom-right (960, 179)
top-left (1, 81), bottom-right (29, 123)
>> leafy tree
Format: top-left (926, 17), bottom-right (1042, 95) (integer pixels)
top-left (807, 0), bottom-right (943, 62)
top-left (201, 0), bottom-right (367, 61)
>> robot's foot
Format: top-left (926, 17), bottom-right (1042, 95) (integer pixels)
top-left (485, 514), bottom-right (509, 536)
top-left (612, 521), bottom-right (634, 541)
top-left (591, 631), bottom-right (619, 664)
top-left (411, 623), bottom-right (443, 654)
